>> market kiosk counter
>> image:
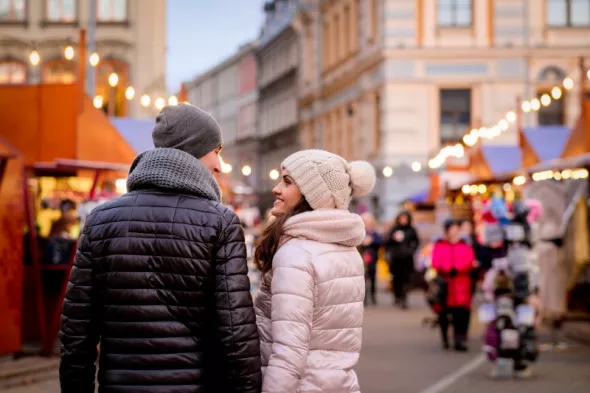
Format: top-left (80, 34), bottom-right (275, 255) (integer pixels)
top-left (22, 160), bottom-right (129, 355)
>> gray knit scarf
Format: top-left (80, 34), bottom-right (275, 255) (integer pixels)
top-left (126, 148), bottom-right (221, 202)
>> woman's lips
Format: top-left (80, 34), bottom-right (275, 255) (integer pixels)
top-left (273, 199), bottom-right (283, 206)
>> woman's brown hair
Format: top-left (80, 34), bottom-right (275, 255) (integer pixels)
top-left (254, 198), bottom-right (313, 275)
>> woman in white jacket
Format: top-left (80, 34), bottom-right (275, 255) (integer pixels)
top-left (254, 150), bottom-right (376, 393)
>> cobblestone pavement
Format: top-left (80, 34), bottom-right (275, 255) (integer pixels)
top-left (4, 292), bottom-right (590, 393)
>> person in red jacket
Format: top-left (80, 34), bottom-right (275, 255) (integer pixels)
top-left (432, 219), bottom-right (476, 351)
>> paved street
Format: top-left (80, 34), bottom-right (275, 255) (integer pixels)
top-left (4, 292), bottom-right (590, 393)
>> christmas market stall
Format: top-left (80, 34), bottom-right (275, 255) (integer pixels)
top-left (0, 83), bottom-right (136, 356)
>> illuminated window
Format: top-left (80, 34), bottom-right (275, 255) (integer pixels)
top-left (42, 59), bottom-right (76, 83)
top-left (547, 0), bottom-right (590, 27)
top-left (0, 0), bottom-right (25, 21)
top-left (0, 61), bottom-right (26, 84)
top-left (97, 0), bottom-right (126, 22)
top-left (536, 66), bottom-right (567, 125)
top-left (46, 0), bottom-right (75, 22)
top-left (438, 0), bottom-right (472, 27)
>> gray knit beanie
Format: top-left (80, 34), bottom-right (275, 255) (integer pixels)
top-left (152, 104), bottom-right (223, 159)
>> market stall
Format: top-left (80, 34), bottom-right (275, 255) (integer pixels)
top-left (0, 138), bottom-right (26, 355)
top-left (0, 82), bottom-right (136, 355)
top-left (26, 159), bottom-right (129, 355)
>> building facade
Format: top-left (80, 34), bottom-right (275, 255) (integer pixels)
top-left (256, 0), bottom-right (301, 209)
top-left (0, 0), bottom-right (167, 118)
top-left (185, 41), bottom-right (258, 186)
top-left (299, 0), bottom-right (590, 219)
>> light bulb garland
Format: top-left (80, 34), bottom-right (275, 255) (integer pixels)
top-left (26, 45), bottom-right (184, 112)
top-left (429, 69), bottom-right (588, 170)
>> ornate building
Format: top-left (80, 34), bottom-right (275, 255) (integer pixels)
top-left (298, 0), bottom-right (590, 219)
top-left (256, 0), bottom-right (302, 209)
top-left (0, 0), bottom-right (167, 118)
top-left (185, 41), bottom-right (258, 188)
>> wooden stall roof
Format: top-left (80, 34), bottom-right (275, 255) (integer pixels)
top-left (77, 96), bottom-right (136, 164)
top-left (0, 84), bottom-right (135, 167)
top-left (525, 153), bottom-right (590, 173)
top-left (468, 144), bottom-right (521, 181)
top-left (0, 136), bottom-right (18, 159)
top-left (561, 100), bottom-right (590, 159)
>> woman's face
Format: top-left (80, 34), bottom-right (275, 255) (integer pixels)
top-left (270, 168), bottom-right (303, 217)
top-left (461, 221), bottom-right (473, 235)
top-left (398, 214), bottom-right (409, 226)
top-left (446, 224), bottom-right (460, 241)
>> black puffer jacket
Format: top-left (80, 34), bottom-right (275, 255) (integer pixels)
top-left (59, 148), bottom-right (262, 393)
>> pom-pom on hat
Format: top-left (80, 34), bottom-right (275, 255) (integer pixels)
top-left (281, 149), bottom-right (376, 210)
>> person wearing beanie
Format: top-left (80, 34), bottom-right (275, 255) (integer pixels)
top-left (431, 219), bottom-right (476, 351)
top-left (60, 104), bottom-right (262, 393)
top-left (253, 149), bottom-right (376, 393)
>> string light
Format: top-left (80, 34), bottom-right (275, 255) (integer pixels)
top-left (221, 162), bottom-right (232, 174)
top-left (529, 168), bottom-right (588, 182)
top-left (155, 97), bottom-right (166, 110)
top-left (125, 86), bottom-right (135, 100)
top-left (93, 95), bottom-right (103, 109)
top-left (382, 166), bottom-right (393, 177)
top-left (24, 44), bottom-right (174, 113)
top-left (411, 162), bottom-right (422, 172)
top-left (522, 101), bottom-right (531, 112)
top-left (140, 94), bottom-right (151, 107)
top-left (269, 169), bottom-right (279, 180)
top-left (499, 119), bottom-right (509, 131)
top-left (506, 111), bottom-right (516, 123)
top-left (29, 50), bottom-right (40, 66)
top-left (64, 45), bottom-right (74, 60)
top-left (108, 72), bottom-right (119, 87)
top-left (89, 52), bottom-right (99, 67)
top-left (551, 86), bottom-right (562, 99)
top-left (430, 67), bottom-right (576, 169)
top-left (241, 165), bottom-right (252, 176)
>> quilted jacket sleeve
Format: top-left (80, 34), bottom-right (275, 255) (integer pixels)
top-left (59, 223), bottom-right (100, 393)
top-left (214, 213), bottom-right (262, 393)
top-left (262, 248), bottom-right (314, 393)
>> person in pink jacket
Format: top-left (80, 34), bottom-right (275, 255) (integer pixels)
top-left (432, 219), bottom-right (476, 351)
top-left (253, 150), bottom-right (376, 393)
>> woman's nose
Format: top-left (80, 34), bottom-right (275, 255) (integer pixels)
top-left (272, 184), bottom-right (281, 195)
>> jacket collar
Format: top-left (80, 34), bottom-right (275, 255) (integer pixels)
top-left (280, 209), bottom-right (365, 247)
top-left (126, 148), bottom-right (221, 202)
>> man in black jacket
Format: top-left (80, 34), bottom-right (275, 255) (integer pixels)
top-left (59, 104), bottom-right (262, 393)
top-left (386, 210), bottom-right (419, 309)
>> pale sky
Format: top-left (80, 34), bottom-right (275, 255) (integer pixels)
top-left (166, 0), bottom-right (266, 91)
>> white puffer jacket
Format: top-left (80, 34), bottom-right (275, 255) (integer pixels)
top-left (254, 209), bottom-right (366, 393)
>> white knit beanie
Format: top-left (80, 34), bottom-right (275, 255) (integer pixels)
top-left (281, 149), bottom-right (377, 210)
